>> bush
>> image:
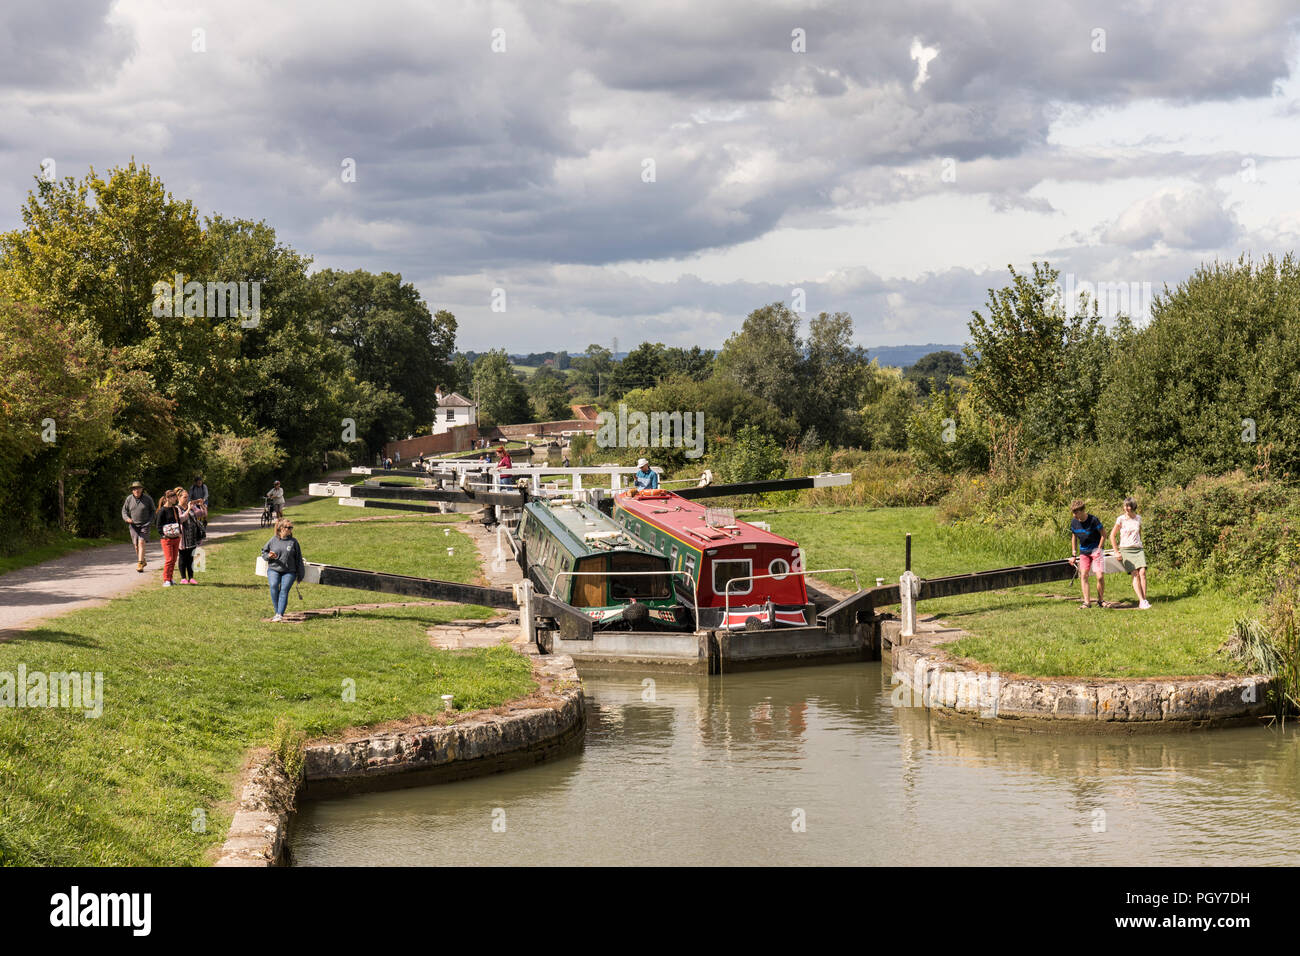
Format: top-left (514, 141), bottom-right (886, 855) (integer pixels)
top-left (1143, 472), bottom-right (1300, 591)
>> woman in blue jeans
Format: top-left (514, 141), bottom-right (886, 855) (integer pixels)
top-left (261, 518), bottom-right (305, 622)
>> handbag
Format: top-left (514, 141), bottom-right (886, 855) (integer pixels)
top-left (162, 508), bottom-right (181, 539)
top-left (255, 554), bottom-right (269, 577)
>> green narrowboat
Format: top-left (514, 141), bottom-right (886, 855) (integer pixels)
top-left (516, 499), bottom-right (692, 630)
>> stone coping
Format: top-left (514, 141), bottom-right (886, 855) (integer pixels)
top-left (887, 618), bottom-right (1275, 731)
top-left (215, 652), bottom-right (584, 866)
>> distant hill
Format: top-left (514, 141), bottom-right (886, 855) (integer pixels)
top-left (867, 344), bottom-right (966, 368)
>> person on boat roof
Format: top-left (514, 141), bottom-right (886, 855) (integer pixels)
top-left (633, 457), bottom-right (659, 491)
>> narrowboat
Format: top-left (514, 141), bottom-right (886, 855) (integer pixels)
top-left (611, 489), bottom-right (815, 630)
top-left (516, 499), bottom-right (691, 630)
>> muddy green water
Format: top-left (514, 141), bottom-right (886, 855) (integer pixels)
top-left (290, 663), bottom-right (1300, 866)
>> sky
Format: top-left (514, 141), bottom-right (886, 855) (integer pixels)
top-left (3, 0), bottom-right (1300, 353)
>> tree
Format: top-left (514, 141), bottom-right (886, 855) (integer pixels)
top-left (472, 350), bottom-right (532, 425)
top-left (965, 262), bottom-right (1114, 469)
top-left (904, 350), bottom-right (965, 396)
top-left (311, 269), bottom-right (456, 427)
top-left (664, 345), bottom-right (714, 379)
top-left (0, 161), bottom-right (205, 349)
top-left (610, 342), bottom-right (669, 397)
top-left (1097, 254), bottom-right (1300, 486)
top-left (716, 303), bottom-right (871, 446)
top-left (528, 364), bottom-right (572, 420)
top-left (714, 302), bottom-right (804, 419)
top-left (802, 311), bottom-right (871, 446)
top-left (573, 344), bottom-right (614, 398)
top-left (861, 365), bottom-right (917, 451)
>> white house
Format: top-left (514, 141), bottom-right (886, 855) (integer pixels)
top-left (433, 389), bottom-right (477, 434)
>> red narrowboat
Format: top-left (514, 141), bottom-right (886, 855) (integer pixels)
top-left (611, 489), bottom-right (814, 630)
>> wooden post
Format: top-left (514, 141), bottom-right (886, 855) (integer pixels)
top-left (905, 533), bottom-right (911, 572)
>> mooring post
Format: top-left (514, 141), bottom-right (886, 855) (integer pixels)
top-left (492, 525), bottom-right (507, 573)
top-left (899, 570), bottom-right (920, 639)
top-left (516, 579), bottom-right (535, 644)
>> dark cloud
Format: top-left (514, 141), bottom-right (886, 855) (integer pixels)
top-left (0, 0), bottom-right (1296, 348)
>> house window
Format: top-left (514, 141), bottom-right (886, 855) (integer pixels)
top-left (445, 409), bottom-right (454, 421)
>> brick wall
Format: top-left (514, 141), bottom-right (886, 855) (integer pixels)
top-left (380, 424), bottom-right (477, 461)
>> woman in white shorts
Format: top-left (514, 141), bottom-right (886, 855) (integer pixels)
top-left (1109, 497), bottom-right (1150, 609)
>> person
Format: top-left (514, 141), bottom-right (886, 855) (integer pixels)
top-left (395, 450), bottom-right (401, 465)
top-left (1068, 498), bottom-right (1107, 608)
top-left (1109, 497), bottom-right (1150, 609)
top-left (495, 446), bottom-right (513, 488)
top-left (188, 474), bottom-right (210, 521)
top-left (175, 488), bottom-right (205, 585)
top-left (122, 481), bottom-right (156, 572)
top-left (261, 517), bottom-right (305, 622)
top-left (265, 480), bottom-right (286, 519)
top-left (562, 454), bottom-right (570, 468)
top-left (154, 489), bottom-right (184, 587)
top-left (633, 457), bottom-right (659, 491)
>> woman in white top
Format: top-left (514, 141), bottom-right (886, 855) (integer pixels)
top-left (1109, 497), bottom-right (1150, 609)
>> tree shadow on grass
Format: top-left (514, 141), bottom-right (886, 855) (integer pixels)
top-left (0, 629), bottom-right (100, 648)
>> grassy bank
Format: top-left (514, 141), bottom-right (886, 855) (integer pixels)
top-left (757, 506), bottom-right (1254, 679)
top-left (0, 496), bottom-right (534, 866)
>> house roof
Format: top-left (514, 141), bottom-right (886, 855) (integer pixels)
top-left (437, 391), bottom-right (476, 408)
top-left (571, 404), bottom-right (599, 421)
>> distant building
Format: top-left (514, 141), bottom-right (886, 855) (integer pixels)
top-left (433, 388), bottom-right (477, 435)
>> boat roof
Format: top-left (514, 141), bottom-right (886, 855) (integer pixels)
top-left (615, 491), bottom-right (800, 550)
top-left (524, 499), bottom-right (662, 558)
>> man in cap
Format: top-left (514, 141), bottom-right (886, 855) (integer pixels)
top-left (633, 458), bottom-right (659, 491)
top-left (121, 481), bottom-right (156, 572)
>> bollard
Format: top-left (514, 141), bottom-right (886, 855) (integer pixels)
top-left (492, 525), bottom-right (507, 573)
top-left (441, 694), bottom-right (454, 712)
top-left (899, 570), bottom-right (920, 639)
top-left (515, 579), bottom-right (535, 644)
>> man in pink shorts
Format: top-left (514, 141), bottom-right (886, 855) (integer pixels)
top-left (1068, 498), bottom-right (1107, 608)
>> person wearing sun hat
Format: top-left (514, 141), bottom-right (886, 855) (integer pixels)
top-left (633, 457), bottom-right (659, 491)
top-left (121, 481), bottom-right (156, 572)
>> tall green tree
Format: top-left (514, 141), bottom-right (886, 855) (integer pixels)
top-left (311, 269), bottom-right (456, 428)
top-left (472, 350), bottom-right (532, 425)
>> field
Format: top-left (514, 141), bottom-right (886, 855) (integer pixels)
top-left (756, 506), bottom-right (1254, 679)
top-left (0, 496), bottom-right (534, 866)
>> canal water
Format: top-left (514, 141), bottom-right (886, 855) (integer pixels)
top-left (290, 663), bottom-right (1300, 866)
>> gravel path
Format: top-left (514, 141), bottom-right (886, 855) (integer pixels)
top-left (0, 493), bottom-right (311, 639)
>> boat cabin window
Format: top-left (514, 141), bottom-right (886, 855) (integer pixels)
top-left (609, 552), bottom-right (670, 600)
top-left (713, 559), bottom-right (752, 596)
top-left (769, 558), bottom-right (790, 580)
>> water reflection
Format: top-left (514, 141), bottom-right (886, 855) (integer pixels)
top-left (291, 663), bottom-right (1300, 866)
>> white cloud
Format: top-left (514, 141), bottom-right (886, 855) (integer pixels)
top-left (910, 37), bottom-right (939, 91)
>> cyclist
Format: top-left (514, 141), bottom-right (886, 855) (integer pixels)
top-left (265, 480), bottom-right (286, 520)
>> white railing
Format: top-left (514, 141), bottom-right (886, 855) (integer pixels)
top-left (721, 567), bottom-right (862, 628)
top-left (547, 568), bottom-right (696, 601)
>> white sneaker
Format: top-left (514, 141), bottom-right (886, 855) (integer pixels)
top-left (1138, 599), bottom-right (1151, 609)
top-left (162, 581), bottom-right (172, 588)
top-left (272, 614), bottom-right (283, 622)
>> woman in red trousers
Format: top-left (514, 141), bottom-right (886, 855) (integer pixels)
top-left (155, 489), bottom-right (184, 587)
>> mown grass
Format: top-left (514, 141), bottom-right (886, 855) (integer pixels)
top-left (0, 497), bottom-right (534, 866)
top-left (755, 506), bottom-right (1252, 679)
